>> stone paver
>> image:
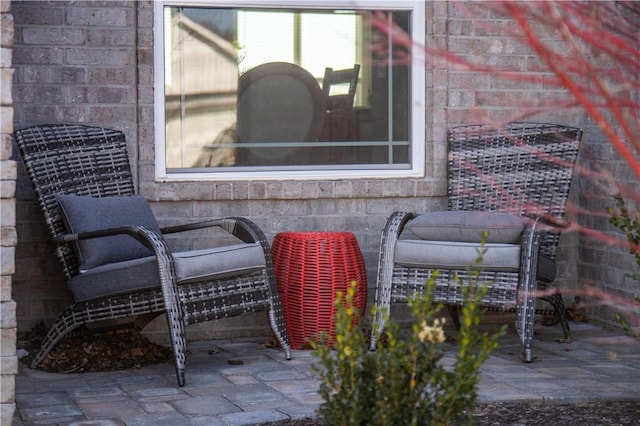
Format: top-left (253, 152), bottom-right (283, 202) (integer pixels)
top-left (12, 322), bottom-right (640, 425)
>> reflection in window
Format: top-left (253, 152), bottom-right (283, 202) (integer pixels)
top-left (162, 5), bottom-right (415, 172)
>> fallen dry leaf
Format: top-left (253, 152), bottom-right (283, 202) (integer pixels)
top-left (18, 323), bottom-right (173, 373)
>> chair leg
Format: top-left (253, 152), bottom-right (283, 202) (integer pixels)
top-left (30, 310), bottom-right (167, 370)
top-left (144, 229), bottom-right (188, 386)
top-left (517, 296), bottom-right (536, 362)
top-left (515, 280), bottom-right (536, 362)
top-left (133, 312), bottom-right (163, 332)
top-left (446, 305), bottom-right (461, 330)
top-left (31, 303), bottom-right (187, 385)
top-left (161, 298), bottom-right (186, 387)
top-left (369, 211), bottom-right (416, 351)
top-left (29, 306), bottom-right (84, 369)
top-left (267, 299), bottom-right (292, 360)
top-left (517, 225), bottom-right (540, 363)
top-left (369, 308), bottom-right (386, 351)
top-left (542, 289), bottom-right (571, 340)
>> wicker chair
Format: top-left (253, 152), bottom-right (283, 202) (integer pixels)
top-left (14, 124), bottom-right (291, 386)
top-left (369, 123), bottom-right (582, 362)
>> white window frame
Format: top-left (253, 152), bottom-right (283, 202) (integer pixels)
top-left (153, 0), bottom-right (425, 181)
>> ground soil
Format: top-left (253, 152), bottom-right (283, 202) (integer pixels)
top-left (17, 322), bottom-right (173, 373)
top-left (259, 400), bottom-right (640, 425)
top-left (18, 325), bottom-right (639, 425)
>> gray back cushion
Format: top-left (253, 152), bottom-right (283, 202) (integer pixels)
top-left (56, 194), bottom-right (161, 271)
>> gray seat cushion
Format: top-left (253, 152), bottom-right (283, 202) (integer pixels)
top-left (394, 239), bottom-right (555, 281)
top-left (69, 242), bottom-right (266, 302)
top-left (55, 194), bottom-right (162, 271)
top-left (395, 240), bottom-right (521, 271)
top-left (172, 244), bottom-right (266, 285)
top-left (405, 211), bottom-right (526, 243)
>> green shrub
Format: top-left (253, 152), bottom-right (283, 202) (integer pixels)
top-left (608, 194), bottom-right (640, 336)
top-left (312, 247), bottom-right (505, 426)
top-left (608, 194), bottom-right (640, 273)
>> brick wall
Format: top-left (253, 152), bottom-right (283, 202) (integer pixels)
top-left (577, 122), bottom-right (640, 329)
top-left (1, 0), bottom-right (16, 423)
top-left (9, 1), bottom-right (446, 342)
top-left (12, 0), bottom-right (141, 332)
top-left (10, 0), bottom-right (636, 346)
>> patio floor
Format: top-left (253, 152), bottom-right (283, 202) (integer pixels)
top-left (12, 320), bottom-right (640, 425)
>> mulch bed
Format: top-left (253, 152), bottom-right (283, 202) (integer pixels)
top-left (259, 400), bottom-right (640, 425)
top-left (17, 322), bottom-right (173, 373)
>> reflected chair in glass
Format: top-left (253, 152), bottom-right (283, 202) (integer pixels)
top-left (322, 64), bottom-right (360, 112)
top-left (15, 124), bottom-right (291, 386)
top-left (320, 64), bottom-right (361, 155)
top-left (369, 122), bottom-right (582, 362)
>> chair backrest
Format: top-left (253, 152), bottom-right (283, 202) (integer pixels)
top-left (322, 64), bottom-right (360, 111)
top-left (447, 122), bottom-right (582, 260)
top-left (14, 124), bottom-right (135, 278)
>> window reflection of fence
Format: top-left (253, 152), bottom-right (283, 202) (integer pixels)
top-left (165, 11), bottom-right (238, 168)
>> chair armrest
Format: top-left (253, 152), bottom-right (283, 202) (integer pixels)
top-left (160, 217), bottom-right (275, 281)
top-left (52, 225), bottom-right (178, 286)
top-left (526, 213), bottom-right (567, 232)
top-left (376, 211), bottom-right (416, 282)
top-left (53, 225), bottom-right (158, 246)
top-left (161, 217), bottom-right (267, 245)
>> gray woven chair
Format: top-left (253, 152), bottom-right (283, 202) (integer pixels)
top-left (14, 124), bottom-right (291, 386)
top-left (369, 122), bottom-right (582, 362)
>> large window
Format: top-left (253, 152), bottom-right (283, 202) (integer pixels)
top-left (154, 1), bottom-right (425, 180)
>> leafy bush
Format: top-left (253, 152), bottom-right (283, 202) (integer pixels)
top-left (608, 194), bottom-right (640, 336)
top-left (312, 251), bottom-right (505, 426)
top-left (608, 194), bottom-right (640, 272)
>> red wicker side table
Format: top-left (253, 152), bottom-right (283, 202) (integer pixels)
top-left (271, 232), bottom-right (367, 349)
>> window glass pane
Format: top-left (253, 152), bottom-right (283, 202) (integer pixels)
top-left (163, 6), bottom-right (412, 171)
